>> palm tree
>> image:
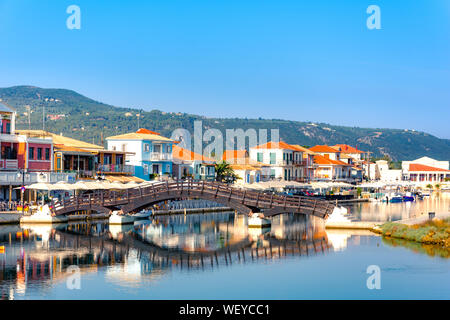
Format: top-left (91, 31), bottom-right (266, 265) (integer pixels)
top-left (215, 161), bottom-right (238, 183)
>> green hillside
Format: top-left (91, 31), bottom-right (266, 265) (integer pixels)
top-left (1, 85), bottom-right (449, 161)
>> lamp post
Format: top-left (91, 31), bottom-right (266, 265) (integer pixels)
top-left (17, 169), bottom-right (29, 214)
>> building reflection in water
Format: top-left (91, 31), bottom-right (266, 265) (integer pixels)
top-left (346, 193), bottom-right (450, 222)
top-left (0, 211), bottom-right (333, 299)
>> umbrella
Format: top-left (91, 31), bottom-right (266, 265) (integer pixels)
top-left (25, 183), bottom-right (55, 191)
top-left (52, 181), bottom-right (75, 190)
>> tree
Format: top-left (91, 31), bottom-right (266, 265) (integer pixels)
top-left (215, 161), bottom-right (238, 183)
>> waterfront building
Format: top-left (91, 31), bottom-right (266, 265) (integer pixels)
top-left (402, 156), bottom-right (450, 183)
top-left (249, 141), bottom-right (312, 181)
top-left (375, 160), bottom-right (403, 182)
top-left (172, 145), bottom-right (216, 180)
top-left (17, 130), bottom-right (136, 182)
top-left (311, 144), bottom-right (366, 182)
top-left (312, 154), bottom-right (352, 181)
top-left (106, 128), bottom-right (176, 181)
top-left (0, 103), bottom-right (74, 203)
top-left (222, 150), bottom-right (270, 183)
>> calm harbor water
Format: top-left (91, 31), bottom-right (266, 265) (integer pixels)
top-left (0, 197), bottom-right (449, 300)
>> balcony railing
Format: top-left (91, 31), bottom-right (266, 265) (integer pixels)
top-left (149, 152), bottom-right (172, 161)
top-left (0, 171), bottom-right (76, 185)
top-left (0, 159), bottom-right (18, 169)
top-left (96, 164), bottom-right (135, 174)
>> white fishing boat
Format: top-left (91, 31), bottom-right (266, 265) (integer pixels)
top-left (248, 213), bottom-right (271, 228)
top-left (132, 211), bottom-right (151, 220)
top-left (109, 211), bottom-right (135, 225)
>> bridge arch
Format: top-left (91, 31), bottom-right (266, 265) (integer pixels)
top-left (52, 180), bottom-right (334, 219)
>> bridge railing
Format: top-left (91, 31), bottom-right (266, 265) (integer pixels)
top-left (53, 180), bottom-right (333, 216)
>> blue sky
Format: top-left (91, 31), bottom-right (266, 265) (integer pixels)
top-left (0, 0), bottom-right (449, 138)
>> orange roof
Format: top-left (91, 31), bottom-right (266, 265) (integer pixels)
top-left (331, 144), bottom-right (365, 154)
top-left (290, 145), bottom-right (315, 155)
top-left (253, 141), bottom-right (306, 151)
top-left (309, 145), bottom-right (340, 153)
top-left (409, 164), bottom-right (450, 172)
top-left (222, 150), bottom-right (248, 160)
top-left (172, 145), bottom-right (214, 162)
top-left (136, 128), bottom-right (161, 135)
top-left (314, 155), bottom-right (350, 166)
top-left (54, 144), bottom-right (93, 154)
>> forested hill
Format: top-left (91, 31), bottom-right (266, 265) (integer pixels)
top-left (1, 85), bottom-right (449, 161)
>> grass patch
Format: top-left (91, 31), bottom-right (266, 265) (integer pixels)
top-left (380, 218), bottom-right (450, 248)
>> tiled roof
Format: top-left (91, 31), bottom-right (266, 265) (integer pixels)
top-left (331, 144), bottom-right (365, 154)
top-left (172, 145), bottom-right (214, 162)
top-left (290, 145), bottom-right (315, 155)
top-left (222, 150), bottom-right (248, 160)
top-left (106, 131), bottom-right (175, 142)
top-left (309, 145), bottom-right (340, 153)
top-left (17, 130), bottom-right (104, 150)
top-left (253, 141), bottom-right (307, 152)
top-left (54, 144), bottom-right (94, 154)
top-left (409, 164), bottom-right (450, 172)
top-left (136, 128), bottom-right (161, 135)
top-left (314, 155), bottom-right (350, 166)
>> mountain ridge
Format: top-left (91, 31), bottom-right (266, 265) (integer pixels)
top-left (1, 85), bottom-right (449, 162)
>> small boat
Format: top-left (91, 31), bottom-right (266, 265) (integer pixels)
top-left (389, 195), bottom-right (403, 203)
top-left (109, 211), bottom-right (135, 225)
top-left (402, 192), bottom-right (415, 202)
top-left (248, 213), bottom-right (271, 228)
top-left (132, 211), bottom-right (151, 220)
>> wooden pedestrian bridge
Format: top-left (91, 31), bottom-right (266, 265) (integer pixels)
top-left (52, 180), bottom-right (335, 219)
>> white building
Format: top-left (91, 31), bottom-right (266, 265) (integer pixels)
top-left (249, 141), bottom-right (313, 181)
top-left (402, 156), bottom-right (450, 183)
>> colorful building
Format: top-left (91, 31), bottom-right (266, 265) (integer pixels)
top-left (106, 129), bottom-right (176, 181)
top-left (249, 141), bottom-right (313, 181)
top-left (402, 156), bottom-right (450, 183)
top-left (172, 145), bottom-right (215, 180)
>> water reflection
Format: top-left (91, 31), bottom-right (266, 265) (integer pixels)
top-left (0, 212), bottom-right (331, 299)
top-left (382, 237), bottom-right (450, 259)
top-left (345, 193), bottom-right (450, 222)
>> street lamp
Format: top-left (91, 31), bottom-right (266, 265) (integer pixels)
top-left (16, 169), bottom-right (29, 214)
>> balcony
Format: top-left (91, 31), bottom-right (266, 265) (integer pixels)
top-left (96, 164), bottom-right (135, 174)
top-left (149, 152), bottom-right (172, 161)
top-left (0, 171), bottom-right (76, 185)
top-left (0, 159), bottom-right (18, 169)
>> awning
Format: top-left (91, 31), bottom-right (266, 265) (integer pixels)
top-left (103, 175), bottom-right (145, 183)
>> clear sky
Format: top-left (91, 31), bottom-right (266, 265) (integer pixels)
top-left (0, 0), bottom-right (449, 138)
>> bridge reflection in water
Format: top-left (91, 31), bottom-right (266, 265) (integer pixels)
top-left (0, 212), bottom-right (330, 299)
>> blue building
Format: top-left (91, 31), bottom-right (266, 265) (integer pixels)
top-left (106, 129), bottom-right (176, 181)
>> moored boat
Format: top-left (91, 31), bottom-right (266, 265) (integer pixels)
top-left (109, 211), bottom-right (135, 225)
top-left (248, 213), bottom-right (271, 228)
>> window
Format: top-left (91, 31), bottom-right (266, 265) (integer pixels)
top-left (29, 147), bottom-right (34, 160)
top-left (37, 148), bottom-right (42, 160)
top-left (270, 153), bottom-right (276, 164)
top-left (144, 143), bottom-right (150, 152)
top-left (45, 148), bottom-right (50, 160)
top-left (257, 153), bottom-right (263, 162)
